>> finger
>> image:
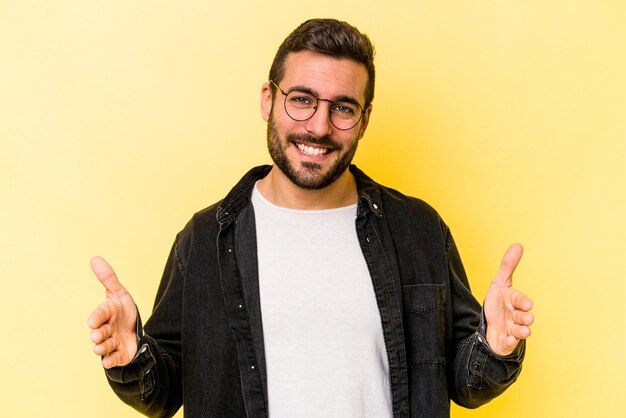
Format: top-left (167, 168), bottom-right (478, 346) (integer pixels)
top-left (102, 351), bottom-right (126, 369)
top-left (494, 243), bottom-right (524, 286)
top-left (510, 290), bottom-right (534, 312)
top-left (508, 323), bottom-right (532, 340)
top-left (501, 335), bottom-right (520, 354)
top-left (102, 355), bottom-right (117, 369)
top-left (93, 337), bottom-right (117, 357)
top-left (90, 256), bottom-right (125, 295)
top-left (87, 300), bottom-right (115, 329)
top-left (90, 324), bottom-right (112, 344)
top-left (512, 310), bottom-right (535, 327)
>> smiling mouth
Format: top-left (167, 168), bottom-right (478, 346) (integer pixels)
top-left (295, 142), bottom-right (331, 156)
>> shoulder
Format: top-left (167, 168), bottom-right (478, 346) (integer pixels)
top-left (375, 184), bottom-right (458, 269)
top-left (351, 165), bottom-right (443, 225)
top-left (372, 182), bottom-right (453, 254)
top-left (379, 183), bottom-right (441, 220)
top-left (175, 200), bottom-right (222, 250)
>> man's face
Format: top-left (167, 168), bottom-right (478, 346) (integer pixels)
top-left (261, 51), bottom-right (371, 190)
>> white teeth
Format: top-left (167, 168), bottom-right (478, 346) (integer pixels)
top-left (296, 143), bottom-right (329, 156)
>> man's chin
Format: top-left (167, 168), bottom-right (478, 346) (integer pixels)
top-left (287, 173), bottom-right (328, 191)
top-left (287, 165), bottom-right (346, 191)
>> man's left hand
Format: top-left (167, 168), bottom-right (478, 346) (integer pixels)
top-left (484, 243), bottom-right (534, 356)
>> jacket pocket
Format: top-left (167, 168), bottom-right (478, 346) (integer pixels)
top-left (401, 284), bottom-right (447, 367)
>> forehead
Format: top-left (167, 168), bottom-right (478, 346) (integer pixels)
top-left (281, 51), bottom-right (368, 103)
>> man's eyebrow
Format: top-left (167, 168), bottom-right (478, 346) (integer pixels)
top-left (332, 95), bottom-right (362, 107)
top-left (286, 85), bottom-right (362, 107)
top-left (285, 85), bottom-right (318, 96)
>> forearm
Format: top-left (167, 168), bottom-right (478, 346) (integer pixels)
top-left (105, 333), bottom-right (183, 418)
top-left (451, 314), bottom-right (526, 409)
top-left (104, 299), bottom-right (183, 417)
top-left (444, 232), bottom-right (526, 408)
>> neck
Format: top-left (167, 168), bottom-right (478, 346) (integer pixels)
top-left (257, 166), bottom-right (358, 210)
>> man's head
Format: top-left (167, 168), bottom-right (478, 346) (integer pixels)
top-left (261, 19), bottom-right (375, 191)
top-left (269, 18), bottom-right (375, 109)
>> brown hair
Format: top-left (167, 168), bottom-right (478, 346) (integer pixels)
top-left (268, 18), bottom-right (376, 108)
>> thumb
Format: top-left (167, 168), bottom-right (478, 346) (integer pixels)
top-left (90, 256), bottom-right (125, 295)
top-left (494, 243), bottom-right (523, 287)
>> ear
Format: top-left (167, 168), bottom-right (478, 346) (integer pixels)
top-left (357, 104), bottom-right (373, 140)
top-left (260, 82), bottom-right (273, 122)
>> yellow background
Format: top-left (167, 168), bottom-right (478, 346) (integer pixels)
top-left (1, 1), bottom-right (625, 417)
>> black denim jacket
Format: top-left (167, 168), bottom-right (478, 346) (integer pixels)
top-left (105, 165), bottom-right (525, 418)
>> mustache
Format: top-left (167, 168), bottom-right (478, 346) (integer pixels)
top-left (286, 133), bottom-right (339, 149)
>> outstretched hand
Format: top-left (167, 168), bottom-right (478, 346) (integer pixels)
top-left (87, 257), bottom-right (138, 369)
top-left (484, 244), bottom-right (534, 356)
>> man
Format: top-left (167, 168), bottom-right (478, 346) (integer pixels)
top-left (88, 18), bottom-right (534, 418)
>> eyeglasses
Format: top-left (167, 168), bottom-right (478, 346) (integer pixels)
top-left (269, 80), bottom-right (366, 131)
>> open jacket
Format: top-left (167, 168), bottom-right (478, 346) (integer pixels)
top-left (105, 165), bottom-right (525, 418)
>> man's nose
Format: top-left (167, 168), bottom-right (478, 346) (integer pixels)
top-left (304, 100), bottom-right (333, 137)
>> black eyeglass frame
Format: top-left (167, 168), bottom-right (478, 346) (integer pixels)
top-left (269, 80), bottom-right (367, 131)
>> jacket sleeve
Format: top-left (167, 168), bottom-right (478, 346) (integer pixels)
top-left (104, 235), bottom-right (185, 418)
top-left (444, 229), bottom-right (526, 408)
top-left (452, 313), bottom-right (526, 408)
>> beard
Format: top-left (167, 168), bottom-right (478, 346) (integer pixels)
top-left (266, 113), bottom-right (359, 190)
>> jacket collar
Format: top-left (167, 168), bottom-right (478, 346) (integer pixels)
top-left (216, 164), bottom-right (383, 227)
top-left (350, 165), bottom-right (384, 218)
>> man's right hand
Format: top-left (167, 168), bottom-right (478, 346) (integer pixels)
top-left (88, 256), bottom-right (138, 369)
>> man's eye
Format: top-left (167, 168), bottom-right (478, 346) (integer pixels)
top-left (288, 93), bottom-right (314, 107)
top-left (332, 103), bottom-right (357, 115)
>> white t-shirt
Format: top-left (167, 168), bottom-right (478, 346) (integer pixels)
top-left (252, 184), bottom-right (392, 418)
